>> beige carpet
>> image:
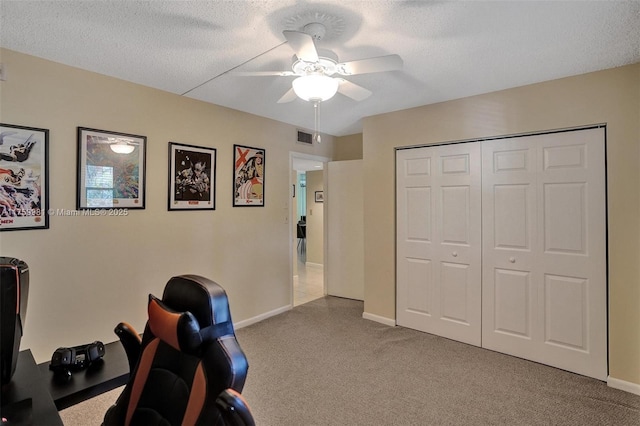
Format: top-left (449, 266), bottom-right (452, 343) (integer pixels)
top-left (61, 296), bottom-right (640, 425)
top-left (238, 297), bottom-right (639, 425)
top-left (59, 386), bottom-right (122, 425)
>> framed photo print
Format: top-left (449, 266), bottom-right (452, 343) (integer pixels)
top-left (77, 127), bottom-right (146, 209)
top-left (233, 144), bottom-right (265, 207)
top-left (0, 123), bottom-right (49, 231)
top-left (168, 142), bottom-right (216, 210)
top-left (315, 191), bottom-right (324, 203)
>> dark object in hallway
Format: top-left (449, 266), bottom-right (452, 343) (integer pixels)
top-left (297, 221), bottom-right (307, 254)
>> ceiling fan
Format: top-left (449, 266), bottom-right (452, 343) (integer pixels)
top-left (234, 22), bottom-right (403, 104)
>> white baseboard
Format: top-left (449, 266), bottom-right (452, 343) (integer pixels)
top-left (234, 304), bottom-right (291, 329)
top-left (362, 311), bottom-right (396, 327)
top-left (305, 262), bottom-right (323, 268)
top-left (608, 376), bottom-right (640, 396)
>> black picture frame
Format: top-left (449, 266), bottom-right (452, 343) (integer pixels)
top-left (168, 142), bottom-right (216, 211)
top-left (77, 127), bottom-right (146, 210)
top-left (233, 144), bottom-right (265, 207)
top-left (0, 123), bottom-right (49, 231)
top-left (315, 191), bottom-right (324, 203)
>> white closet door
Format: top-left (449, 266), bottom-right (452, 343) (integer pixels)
top-left (396, 143), bottom-right (482, 346)
top-left (482, 128), bottom-right (607, 380)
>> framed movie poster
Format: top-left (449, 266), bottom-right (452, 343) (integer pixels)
top-left (233, 144), bottom-right (265, 207)
top-left (77, 127), bottom-right (146, 209)
top-left (0, 123), bottom-right (49, 231)
top-left (168, 142), bottom-right (216, 211)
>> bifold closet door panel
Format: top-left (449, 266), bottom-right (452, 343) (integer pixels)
top-left (481, 138), bottom-right (538, 350)
top-left (481, 128), bottom-right (607, 380)
top-left (396, 143), bottom-right (482, 346)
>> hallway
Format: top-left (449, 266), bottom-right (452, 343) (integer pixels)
top-left (293, 260), bottom-right (324, 306)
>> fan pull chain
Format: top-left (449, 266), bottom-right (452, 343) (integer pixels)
top-left (313, 101), bottom-right (322, 144)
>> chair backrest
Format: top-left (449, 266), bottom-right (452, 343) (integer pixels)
top-left (297, 223), bottom-right (306, 239)
top-left (104, 275), bottom-right (250, 426)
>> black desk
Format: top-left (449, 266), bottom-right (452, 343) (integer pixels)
top-left (37, 341), bottom-right (129, 410)
top-left (1, 350), bottom-right (63, 425)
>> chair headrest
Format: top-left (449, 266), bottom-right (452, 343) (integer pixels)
top-left (162, 275), bottom-right (235, 334)
top-left (148, 295), bottom-right (202, 353)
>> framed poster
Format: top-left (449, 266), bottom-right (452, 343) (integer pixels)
top-left (315, 191), bottom-right (324, 203)
top-left (77, 127), bottom-right (146, 209)
top-left (0, 123), bottom-right (49, 231)
top-left (233, 144), bottom-right (265, 207)
top-left (168, 142), bottom-right (216, 210)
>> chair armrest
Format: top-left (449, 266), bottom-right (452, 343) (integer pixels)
top-left (215, 389), bottom-right (255, 426)
top-left (114, 322), bottom-right (141, 376)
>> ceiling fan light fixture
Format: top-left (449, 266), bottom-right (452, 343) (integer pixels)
top-left (292, 74), bottom-right (339, 102)
top-left (110, 140), bottom-right (135, 154)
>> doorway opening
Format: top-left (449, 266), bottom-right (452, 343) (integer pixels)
top-left (291, 152), bottom-right (328, 306)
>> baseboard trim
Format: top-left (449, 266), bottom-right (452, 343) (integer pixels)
top-left (362, 311), bottom-right (396, 327)
top-left (305, 262), bottom-right (323, 268)
top-left (235, 304), bottom-right (291, 329)
top-left (608, 376), bottom-right (640, 396)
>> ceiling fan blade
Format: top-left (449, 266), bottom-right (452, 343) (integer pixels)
top-left (337, 54), bottom-right (403, 75)
top-left (337, 79), bottom-right (372, 101)
top-left (231, 71), bottom-right (295, 77)
top-left (277, 88), bottom-right (298, 104)
top-left (283, 30), bottom-right (319, 63)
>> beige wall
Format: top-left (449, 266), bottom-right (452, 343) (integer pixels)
top-left (334, 133), bottom-right (363, 160)
top-left (305, 170), bottom-right (324, 264)
top-left (0, 48), bottom-right (335, 362)
top-left (362, 63), bottom-right (640, 386)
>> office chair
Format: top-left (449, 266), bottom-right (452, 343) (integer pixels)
top-left (103, 275), bottom-right (255, 426)
top-left (297, 222), bottom-right (306, 252)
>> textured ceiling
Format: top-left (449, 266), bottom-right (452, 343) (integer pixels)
top-left (1, 1), bottom-right (638, 136)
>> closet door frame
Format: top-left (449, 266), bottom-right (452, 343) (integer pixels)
top-left (395, 125), bottom-right (608, 380)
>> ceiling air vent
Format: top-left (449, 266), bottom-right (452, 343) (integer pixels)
top-left (297, 130), bottom-right (313, 145)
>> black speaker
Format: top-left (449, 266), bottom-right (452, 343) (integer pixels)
top-left (0, 257), bottom-right (29, 385)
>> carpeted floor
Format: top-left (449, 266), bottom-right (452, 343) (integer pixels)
top-left (61, 296), bottom-right (640, 425)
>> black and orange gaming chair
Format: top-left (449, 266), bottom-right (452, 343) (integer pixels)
top-left (103, 275), bottom-right (255, 426)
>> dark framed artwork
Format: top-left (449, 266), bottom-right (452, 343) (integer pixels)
top-left (77, 127), bottom-right (146, 209)
top-left (315, 191), bottom-right (324, 203)
top-left (168, 142), bottom-right (216, 211)
top-left (292, 184), bottom-right (296, 198)
top-left (233, 144), bottom-right (265, 207)
top-left (0, 123), bottom-right (49, 231)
